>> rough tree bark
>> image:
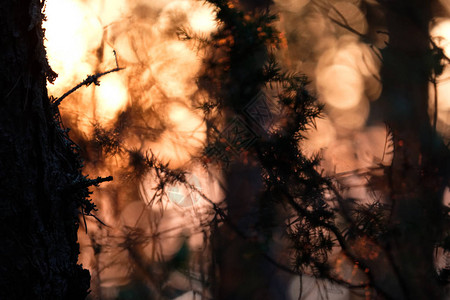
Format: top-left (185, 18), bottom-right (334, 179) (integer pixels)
top-left (0, 1), bottom-right (91, 299)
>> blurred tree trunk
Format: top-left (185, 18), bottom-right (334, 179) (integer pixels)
top-left (208, 1), bottom-right (288, 299)
top-left (377, 0), bottom-right (449, 298)
top-left (212, 162), bottom-right (288, 300)
top-left (0, 1), bottom-right (90, 299)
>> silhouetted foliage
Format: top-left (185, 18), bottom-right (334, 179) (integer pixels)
top-left (15, 0), bottom-right (449, 299)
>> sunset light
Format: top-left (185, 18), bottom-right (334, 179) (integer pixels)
top-left (32, 0), bottom-right (449, 299)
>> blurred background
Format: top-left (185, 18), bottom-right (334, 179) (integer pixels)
top-left (43, 0), bottom-right (450, 299)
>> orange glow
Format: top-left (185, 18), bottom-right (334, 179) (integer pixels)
top-left (439, 0), bottom-right (450, 15)
top-left (44, 0), bottom-right (101, 94)
top-left (431, 19), bottom-right (450, 57)
top-left (352, 236), bottom-right (380, 260)
top-left (44, 0), bottom-right (216, 133)
top-left (44, 1), bottom-right (218, 295)
top-left (150, 41), bottom-right (201, 98)
top-left (314, 36), bottom-right (381, 133)
top-left (92, 0), bottom-right (129, 25)
top-left (316, 37), bottom-right (381, 111)
top-left (188, 4), bottom-right (217, 34)
top-left (317, 64), bottom-right (364, 109)
top-left (95, 73), bottom-right (129, 122)
top-left (332, 251), bottom-right (370, 285)
top-left (274, 0), bottom-right (309, 12)
top-left (328, 99), bottom-right (370, 130)
top-left (143, 101), bottom-right (206, 168)
top-left (43, 0), bottom-right (395, 297)
top-left (328, 1), bottom-right (367, 35)
top-left (319, 125), bottom-right (392, 177)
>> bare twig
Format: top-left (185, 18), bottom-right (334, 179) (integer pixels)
top-left (86, 213), bottom-right (110, 227)
top-left (113, 50), bottom-right (119, 68)
top-left (52, 67), bottom-right (124, 107)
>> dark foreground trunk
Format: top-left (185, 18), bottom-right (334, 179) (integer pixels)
top-left (0, 1), bottom-right (90, 299)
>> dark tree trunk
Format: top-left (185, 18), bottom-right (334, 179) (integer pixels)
top-left (377, 0), bottom-right (449, 298)
top-left (206, 2), bottom-right (289, 299)
top-left (212, 162), bottom-right (288, 300)
top-left (0, 1), bottom-right (90, 299)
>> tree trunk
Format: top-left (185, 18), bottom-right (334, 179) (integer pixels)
top-left (0, 1), bottom-right (90, 299)
top-left (212, 161), bottom-right (288, 300)
top-left (378, 0), bottom-right (449, 298)
top-left (206, 1), bottom-right (289, 299)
